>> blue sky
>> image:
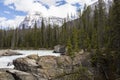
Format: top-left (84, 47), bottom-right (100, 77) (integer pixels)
top-left (0, 2), bottom-right (27, 19)
top-left (0, 0), bottom-right (97, 28)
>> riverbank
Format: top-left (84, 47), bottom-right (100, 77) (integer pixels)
top-left (0, 50), bottom-right (22, 57)
top-left (0, 51), bottom-right (94, 80)
top-left (0, 50), bottom-right (60, 68)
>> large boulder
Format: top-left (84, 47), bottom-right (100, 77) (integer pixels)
top-left (6, 69), bottom-right (37, 80)
top-left (0, 69), bottom-right (41, 80)
top-left (37, 56), bottom-right (73, 79)
top-left (0, 70), bottom-right (15, 80)
top-left (27, 54), bottom-right (39, 61)
top-left (13, 53), bottom-right (93, 80)
top-left (0, 50), bottom-right (22, 57)
top-left (13, 57), bottom-right (39, 72)
top-left (53, 45), bottom-right (66, 54)
top-left (38, 56), bottom-right (57, 69)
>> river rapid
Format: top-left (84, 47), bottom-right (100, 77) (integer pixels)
top-left (0, 50), bottom-right (60, 68)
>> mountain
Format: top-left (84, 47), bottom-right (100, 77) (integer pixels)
top-left (19, 12), bottom-right (64, 29)
top-left (90, 0), bottom-right (112, 11)
top-left (19, 0), bottom-right (112, 29)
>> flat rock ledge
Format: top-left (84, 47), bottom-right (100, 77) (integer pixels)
top-left (0, 50), bottom-right (22, 57)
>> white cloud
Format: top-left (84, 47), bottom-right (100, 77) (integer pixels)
top-left (0, 17), bottom-right (7, 22)
top-left (66, 0), bottom-right (90, 4)
top-left (39, 0), bottom-right (57, 6)
top-left (3, 0), bottom-right (78, 18)
top-left (48, 4), bottom-right (77, 18)
top-left (0, 16), bottom-right (24, 28)
top-left (4, 0), bottom-right (47, 13)
top-left (1, 0), bottom-right (99, 28)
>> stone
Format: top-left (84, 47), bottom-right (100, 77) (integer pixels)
top-left (53, 45), bottom-right (66, 53)
top-left (0, 70), bottom-right (15, 80)
top-left (7, 62), bottom-right (13, 66)
top-left (0, 50), bottom-right (22, 57)
top-left (27, 54), bottom-right (39, 60)
top-left (13, 57), bottom-right (39, 72)
top-left (6, 69), bottom-right (37, 80)
top-left (13, 52), bottom-right (94, 80)
top-left (56, 56), bottom-right (72, 69)
top-left (38, 56), bottom-right (57, 69)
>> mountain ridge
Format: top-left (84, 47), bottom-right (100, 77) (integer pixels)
top-left (19, 12), bottom-right (64, 29)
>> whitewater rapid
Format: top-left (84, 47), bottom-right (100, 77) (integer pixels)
top-left (0, 50), bottom-right (60, 68)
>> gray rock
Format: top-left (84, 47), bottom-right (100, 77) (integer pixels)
top-left (0, 70), bottom-right (15, 80)
top-left (53, 45), bottom-right (66, 54)
top-left (27, 54), bottom-right (39, 60)
top-left (13, 52), bottom-right (94, 80)
top-left (7, 62), bottom-right (13, 66)
top-left (7, 69), bottom-right (37, 80)
top-left (38, 56), bottom-right (57, 69)
top-left (0, 50), bottom-right (22, 57)
top-left (13, 57), bottom-right (39, 72)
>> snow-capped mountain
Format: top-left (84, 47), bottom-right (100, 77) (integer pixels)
top-left (19, 0), bottom-right (112, 29)
top-left (19, 12), bottom-right (64, 29)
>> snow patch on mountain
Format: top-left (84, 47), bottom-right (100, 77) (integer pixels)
top-left (19, 12), bottom-right (64, 29)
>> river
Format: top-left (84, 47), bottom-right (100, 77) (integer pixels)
top-left (0, 50), bottom-right (60, 68)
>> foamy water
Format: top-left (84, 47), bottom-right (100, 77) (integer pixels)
top-left (0, 50), bottom-right (60, 68)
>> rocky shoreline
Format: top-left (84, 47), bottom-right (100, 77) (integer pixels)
top-left (0, 51), bottom-right (95, 80)
top-left (0, 50), bottom-right (22, 57)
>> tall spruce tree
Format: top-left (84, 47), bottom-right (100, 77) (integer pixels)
top-left (98, 0), bottom-right (106, 48)
top-left (111, 0), bottom-right (120, 49)
top-left (72, 27), bottom-right (79, 52)
top-left (67, 37), bottom-right (73, 57)
top-left (92, 5), bottom-right (99, 49)
top-left (41, 18), bottom-right (45, 47)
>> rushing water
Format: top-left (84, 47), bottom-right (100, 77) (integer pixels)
top-left (0, 50), bottom-right (60, 68)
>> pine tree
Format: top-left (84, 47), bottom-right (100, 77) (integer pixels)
top-left (72, 27), bottom-right (79, 52)
top-left (11, 28), bottom-right (16, 49)
top-left (93, 6), bottom-right (99, 30)
top-left (97, 0), bottom-right (106, 48)
top-left (62, 19), bottom-right (67, 45)
top-left (92, 5), bottom-right (99, 49)
top-left (67, 37), bottom-right (73, 57)
top-left (33, 22), bottom-right (38, 49)
top-left (110, 0), bottom-right (120, 49)
top-left (46, 24), bottom-right (52, 48)
top-left (41, 18), bottom-right (45, 48)
top-left (0, 29), bottom-right (3, 48)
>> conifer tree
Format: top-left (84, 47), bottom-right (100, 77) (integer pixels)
top-left (92, 5), bottom-right (99, 49)
top-left (72, 27), bottom-right (79, 52)
top-left (67, 37), bottom-right (73, 57)
top-left (97, 0), bottom-right (106, 48)
top-left (41, 18), bottom-right (45, 47)
top-left (33, 22), bottom-right (38, 48)
top-left (110, 0), bottom-right (120, 49)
